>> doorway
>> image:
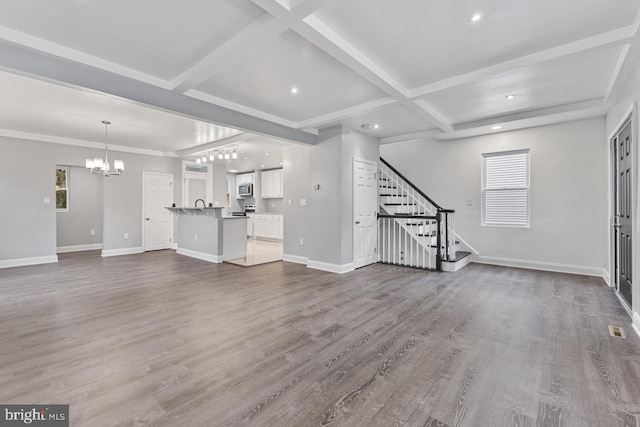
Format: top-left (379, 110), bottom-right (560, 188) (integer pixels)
top-left (353, 158), bottom-right (378, 269)
top-left (143, 172), bottom-right (173, 251)
top-left (612, 116), bottom-right (634, 307)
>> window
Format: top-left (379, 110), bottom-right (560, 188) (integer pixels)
top-left (56, 167), bottom-right (69, 211)
top-left (482, 149), bottom-right (530, 227)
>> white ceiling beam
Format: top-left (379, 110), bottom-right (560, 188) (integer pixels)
top-left (605, 9), bottom-right (640, 105)
top-left (171, 0), bottom-right (332, 93)
top-left (435, 100), bottom-right (607, 141)
top-left (0, 25), bottom-right (172, 90)
top-left (185, 89), bottom-right (299, 129)
top-left (380, 129), bottom-right (443, 145)
top-left (293, 16), bottom-right (453, 132)
top-left (175, 133), bottom-right (254, 157)
top-left (296, 97), bottom-right (397, 129)
top-left (409, 26), bottom-right (635, 98)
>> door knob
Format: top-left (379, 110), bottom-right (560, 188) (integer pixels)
top-left (355, 221), bottom-right (361, 224)
top-left (146, 218), bottom-right (150, 221)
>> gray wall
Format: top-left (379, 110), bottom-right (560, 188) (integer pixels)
top-left (381, 117), bottom-right (608, 272)
top-left (56, 166), bottom-right (103, 248)
top-left (606, 64), bottom-right (640, 318)
top-left (0, 138), bottom-right (57, 260)
top-left (283, 144), bottom-right (310, 258)
top-left (306, 126), bottom-right (380, 266)
top-left (211, 164), bottom-right (227, 207)
top-left (0, 136), bottom-right (181, 262)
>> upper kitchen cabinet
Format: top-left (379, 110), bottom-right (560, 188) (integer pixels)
top-left (261, 169), bottom-right (283, 199)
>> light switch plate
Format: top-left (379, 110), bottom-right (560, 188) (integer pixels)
top-left (124, 233), bottom-right (129, 240)
top-left (300, 198), bottom-right (307, 206)
top-left (90, 229), bottom-right (96, 236)
top-left (43, 197), bottom-right (50, 204)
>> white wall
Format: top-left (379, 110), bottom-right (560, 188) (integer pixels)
top-left (382, 117), bottom-right (608, 276)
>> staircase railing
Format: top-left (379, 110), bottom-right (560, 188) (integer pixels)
top-left (378, 157), bottom-right (456, 270)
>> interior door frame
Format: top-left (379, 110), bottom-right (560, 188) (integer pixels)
top-left (181, 160), bottom-right (213, 207)
top-left (142, 171), bottom-right (174, 252)
top-left (607, 102), bottom-right (638, 315)
top-left (352, 157), bottom-right (378, 269)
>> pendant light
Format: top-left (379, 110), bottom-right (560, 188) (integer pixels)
top-left (85, 121), bottom-right (124, 176)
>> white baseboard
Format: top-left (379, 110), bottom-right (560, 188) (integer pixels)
top-left (101, 247), bottom-right (144, 257)
top-left (633, 312), bottom-right (640, 339)
top-left (176, 247), bottom-right (223, 263)
top-left (57, 244), bottom-right (103, 253)
top-left (283, 254), bottom-right (309, 265)
top-left (171, 243), bottom-right (178, 250)
top-left (0, 255), bottom-right (58, 269)
top-left (307, 260), bottom-right (354, 274)
top-left (473, 256), bottom-right (607, 279)
top-left (602, 269), bottom-right (611, 287)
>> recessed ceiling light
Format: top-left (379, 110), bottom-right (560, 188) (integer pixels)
top-left (491, 125), bottom-right (502, 130)
top-left (506, 94), bottom-right (516, 100)
top-left (373, 124), bottom-right (380, 129)
top-left (290, 87), bottom-right (298, 94)
top-left (279, 162), bottom-right (283, 165)
top-left (469, 12), bottom-right (484, 23)
top-left (244, 156), bottom-right (248, 160)
top-left (265, 152), bottom-right (270, 156)
top-left (229, 169), bottom-right (238, 173)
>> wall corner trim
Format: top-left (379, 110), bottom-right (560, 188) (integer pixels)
top-left (602, 269), bottom-right (611, 287)
top-left (176, 247), bottom-right (223, 263)
top-left (57, 244), bottom-right (103, 253)
top-left (307, 260), bottom-right (355, 274)
top-left (633, 312), bottom-right (640, 339)
top-left (0, 255), bottom-right (58, 269)
top-left (283, 254), bottom-right (309, 265)
top-left (101, 247), bottom-right (144, 257)
top-left (473, 256), bottom-right (607, 279)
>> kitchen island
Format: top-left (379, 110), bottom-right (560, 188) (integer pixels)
top-left (166, 207), bottom-right (247, 263)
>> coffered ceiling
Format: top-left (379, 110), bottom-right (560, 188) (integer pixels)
top-left (0, 0), bottom-right (638, 153)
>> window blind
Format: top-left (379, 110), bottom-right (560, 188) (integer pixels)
top-left (482, 150), bottom-right (529, 226)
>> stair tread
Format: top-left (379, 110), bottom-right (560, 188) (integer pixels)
top-left (442, 251), bottom-right (472, 262)
top-left (380, 194), bottom-right (407, 197)
top-left (384, 203), bottom-right (417, 206)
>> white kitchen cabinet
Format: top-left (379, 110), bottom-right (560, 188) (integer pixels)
top-left (236, 172), bottom-right (255, 198)
top-left (252, 214), bottom-right (282, 240)
top-left (260, 169), bottom-right (283, 199)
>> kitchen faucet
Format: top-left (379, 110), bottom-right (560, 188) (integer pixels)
top-left (195, 199), bottom-right (205, 208)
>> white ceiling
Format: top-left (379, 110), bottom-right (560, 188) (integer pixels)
top-left (0, 0), bottom-right (638, 151)
top-left (189, 137), bottom-right (289, 174)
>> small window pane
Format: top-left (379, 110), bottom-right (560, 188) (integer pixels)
top-left (56, 189), bottom-right (67, 209)
top-left (482, 150), bottom-right (529, 227)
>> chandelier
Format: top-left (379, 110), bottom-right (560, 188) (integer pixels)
top-left (85, 120), bottom-right (124, 176)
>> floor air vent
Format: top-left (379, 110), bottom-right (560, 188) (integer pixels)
top-left (609, 325), bottom-right (626, 339)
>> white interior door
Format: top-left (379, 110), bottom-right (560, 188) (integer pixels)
top-left (353, 159), bottom-right (377, 269)
top-left (143, 172), bottom-right (173, 251)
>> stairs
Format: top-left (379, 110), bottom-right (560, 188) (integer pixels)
top-left (378, 157), bottom-right (471, 272)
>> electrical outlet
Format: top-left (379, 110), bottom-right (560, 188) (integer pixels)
top-left (123, 233), bottom-right (129, 240)
top-left (299, 238), bottom-right (304, 246)
top-left (467, 197), bottom-right (473, 206)
top-left (90, 229), bottom-right (96, 236)
top-left (194, 234), bottom-right (198, 241)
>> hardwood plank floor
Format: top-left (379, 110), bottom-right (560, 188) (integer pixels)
top-left (0, 250), bottom-right (638, 426)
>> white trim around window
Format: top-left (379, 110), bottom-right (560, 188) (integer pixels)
top-left (481, 149), bottom-right (530, 228)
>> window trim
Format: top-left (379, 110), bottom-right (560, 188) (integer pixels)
top-left (481, 149), bottom-right (530, 228)
top-left (56, 166), bottom-right (70, 212)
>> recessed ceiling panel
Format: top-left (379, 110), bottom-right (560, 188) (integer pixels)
top-left (418, 46), bottom-right (623, 125)
top-left (0, 0), bottom-right (265, 80)
top-left (0, 71), bottom-right (242, 152)
top-left (315, 0), bottom-right (639, 88)
top-left (322, 104), bottom-right (437, 139)
top-left (195, 30), bottom-right (387, 122)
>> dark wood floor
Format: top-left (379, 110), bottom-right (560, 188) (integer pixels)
top-left (0, 251), bottom-right (638, 426)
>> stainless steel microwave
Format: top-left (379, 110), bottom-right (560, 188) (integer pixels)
top-left (238, 183), bottom-right (253, 196)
